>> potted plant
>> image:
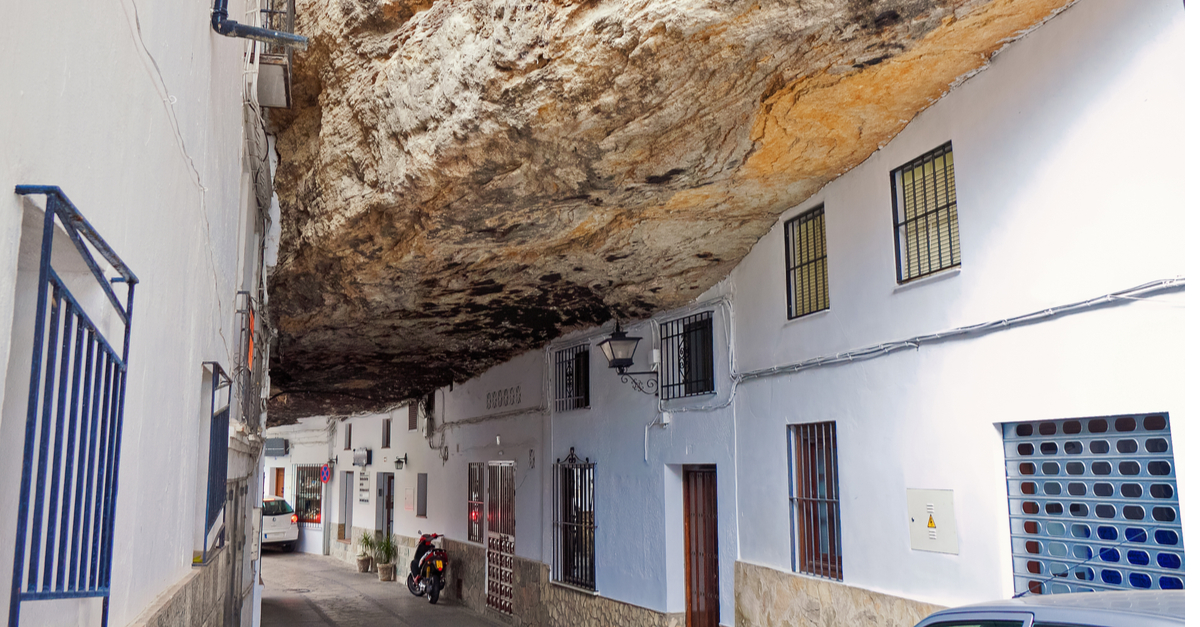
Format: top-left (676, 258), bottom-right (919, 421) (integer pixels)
top-left (356, 531), bottom-right (375, 573)
top-left (375, 534), bottom-right (399, 582)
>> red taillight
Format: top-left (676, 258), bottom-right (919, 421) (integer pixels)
top-left (291, 514), bottom-right (298, 524)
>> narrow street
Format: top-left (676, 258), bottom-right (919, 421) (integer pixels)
top-left (260, 550), bottom-right (503, 627)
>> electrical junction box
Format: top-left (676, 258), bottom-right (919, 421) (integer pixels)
top-left (907, 489), bottom-right (958, 554)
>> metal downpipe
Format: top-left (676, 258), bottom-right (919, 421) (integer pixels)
top-left (211, 0), bottom-right (308, 50)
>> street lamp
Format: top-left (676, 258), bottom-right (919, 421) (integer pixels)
top-left (598, 322), bottom-right (658, 396)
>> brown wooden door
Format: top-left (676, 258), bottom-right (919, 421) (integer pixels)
top-left (684, 466), bottom-right (718, 627)
top-left (274, 468), bottom-right (285, 497)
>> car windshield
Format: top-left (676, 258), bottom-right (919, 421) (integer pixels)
top-left (263, 500), bottom-right (294, 516)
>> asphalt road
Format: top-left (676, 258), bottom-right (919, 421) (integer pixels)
top-left (260, 549), bottom-right (503, 627)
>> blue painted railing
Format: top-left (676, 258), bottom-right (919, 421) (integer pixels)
top-left (199, 363), bottom-right (232, 566)
top-left (10, 186), bottom-right (137, 627)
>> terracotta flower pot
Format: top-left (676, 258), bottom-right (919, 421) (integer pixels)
top-left (357, 555), bottom-right (373, 573)
top-left (377, 563), bottom-right (396, 582)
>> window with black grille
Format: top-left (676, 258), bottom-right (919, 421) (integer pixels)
top-left (295, 465), bottom-right (323, 524)
top-left (468, 462), bottom-right (484, 543)
top-left (785, 205), bottom-right (829, 318)
top-left (891, 142), bottom-right (960, 283)
top-left (1004, 414), bottom-right (1183, 595)
top-left (553, 448), bottom-right (596, 590)
top-left (554, 345), bottom-right (590, 411)
top-left (790, 422), bottom-right (842, 580)
top-left (660, 311), bottom-right (715, 400)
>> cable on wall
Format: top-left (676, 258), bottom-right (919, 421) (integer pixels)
top-left (737, 276), bottom-right (1184, 383)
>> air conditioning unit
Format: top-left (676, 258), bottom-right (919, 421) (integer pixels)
top-left (264, 438), bottom-right (289, 457)
top-left (353, 447), bottom-right (372, 467)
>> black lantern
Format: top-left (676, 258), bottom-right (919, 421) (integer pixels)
top-left (598, 325), bottom-right (642, 373)
top-left (599, 323), bottom-right (658, 395)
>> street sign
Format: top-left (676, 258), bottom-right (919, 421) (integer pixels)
top-left (320, 464), bottom-right (331, 483)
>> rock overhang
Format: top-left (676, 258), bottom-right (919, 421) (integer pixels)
top-left (266, 0), bottom-right (1077, 423)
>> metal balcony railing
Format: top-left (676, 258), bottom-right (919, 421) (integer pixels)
top-left (9, 186), bottom-right (138, 627)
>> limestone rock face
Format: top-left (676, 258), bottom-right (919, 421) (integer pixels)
top-left (269, 0), bottom-right (1074, 420)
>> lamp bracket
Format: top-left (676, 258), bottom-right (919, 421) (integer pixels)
top-left (617, 369), bottom-right (659, 396)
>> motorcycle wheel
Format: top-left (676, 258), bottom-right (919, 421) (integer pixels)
top-left (406, 573), bottom-right (424, 597)
top-left (428, 575), bottom-right (441, 604)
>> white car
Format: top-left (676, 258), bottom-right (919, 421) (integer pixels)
top-left (262, 497), bottom-right (299, 552)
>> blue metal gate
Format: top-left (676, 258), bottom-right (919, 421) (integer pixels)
top-left (9, 186), bottom-right (138, 627)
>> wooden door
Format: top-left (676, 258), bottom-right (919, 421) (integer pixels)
top-left (274, 468), bottom-right (285, 497)
top-left (684, 466), bottom-right (719, 627)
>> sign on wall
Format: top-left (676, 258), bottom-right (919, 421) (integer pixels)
top-left (404, 488), bottom-right (414, 511)
top-left (358, 471), bottom-right (370, 503)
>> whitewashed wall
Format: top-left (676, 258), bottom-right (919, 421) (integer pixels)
top-left (730, 0), bottom-right (1183, 609)
top-left (327, 350), bottom-right (548, 561)
top-left (353, 299), bottom-right (740, 622)
top-left (548, 298), bottom-right (738, 621)
top-left (0, 0), bottom-right (262, 623)
top-left (263, 417), bottom-right (332, 554)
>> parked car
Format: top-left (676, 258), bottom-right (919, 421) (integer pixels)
top-left (914, 590), bottom-right (1183, 627)
top-left (261, 496), bottom-right (299, 552)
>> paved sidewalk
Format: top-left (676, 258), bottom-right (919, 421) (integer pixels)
top-left (261, 549), bottom-right (504, 627)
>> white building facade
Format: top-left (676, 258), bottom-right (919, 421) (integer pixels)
top-left (0, 0), bottom-right (295, 625)
top-left (266, 1), bottom-right (1184, 626)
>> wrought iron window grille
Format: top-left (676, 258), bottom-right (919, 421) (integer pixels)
top-left (784, 206), bottom-right (829, 319)
top-left (553, 448), bottom-right (596, 591)
top-left (660, 311), bottom-right (715, 401)
top-left (554, 345), bottom-right (591, 411)
top-left (789, 422), bottom-right (843, 581)
top-left (9, 186), bottom-right (139, 627)
top-left (198, 362), bottom-right (233, 566)
top-left (891, 142), bottom-right (961, 283)
top-left (294, 465), bottom-right (323, 525)
top-left (234, 291), bottom-right (266, 428)
top-left (467, 463), bottom-right (485, 544)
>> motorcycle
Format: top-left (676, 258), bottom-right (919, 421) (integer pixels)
top-left (406, 532), bottom-right (449, 604)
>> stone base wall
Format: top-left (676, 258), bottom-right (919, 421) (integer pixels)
top-left (442, 538), bottom-right (683, 627)
top-left (128, 545), bottom-right (231, 627)
top-left (329, 525), bottom-right (376, 566)
top-left (735, 561), bottom-right (944, 627)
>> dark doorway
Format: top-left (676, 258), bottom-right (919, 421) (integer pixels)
top-left (684, 465), bottom-right (718, 627)
top-left (377, 472), bottom-right (395, 537)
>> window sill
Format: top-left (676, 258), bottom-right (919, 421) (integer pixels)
top-left (550, 580), bottom-right (599, 596)
top-left (336, 539), bottom-right (351, 545)
top-left (893, 267), bottom-right (960, 293)
top-left (783, 308), bottom-right (830, 328)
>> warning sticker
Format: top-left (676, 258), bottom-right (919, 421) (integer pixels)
top-left (927, 515), bottom-right (936, 529)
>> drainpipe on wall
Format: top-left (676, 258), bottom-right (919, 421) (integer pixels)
top-left (211, 0), bottom-right (309, 50)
